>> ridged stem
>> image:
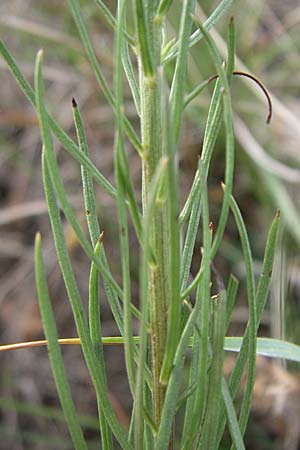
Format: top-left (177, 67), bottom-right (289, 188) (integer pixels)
top-left (139, 15), bottom-right (168, 431)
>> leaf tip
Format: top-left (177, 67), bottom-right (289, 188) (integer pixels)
top-left (276, 208), bottom-right (280, 219)
top-left (37, 48), bottom-right (44, 61)
top-left (72, 97), bottom-right (77, 108)
top-left (35, 231), bottom-right (42, 245)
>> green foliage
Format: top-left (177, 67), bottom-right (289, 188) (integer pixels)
top-left (2, 1), bottom-right (299, 449)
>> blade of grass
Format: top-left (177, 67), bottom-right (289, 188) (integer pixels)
top-left (215, 210), bottom-right (280, 448)
top-left (1, 38), bottom-right (143, 249)
top-left (41, 149), bottom-right (132, 450)
top-left (68, 0), bottom-right (142, 154)
top-left (72, 28), bottom-right (143, 254)
top-left (179, 83), bottom-right (225, 295)
top-left (225, 337), bottom-right (300, 361)
top-left (184, 77), bottom-right (213, 109)
top-left (178, 79), bottom-right (222, 231)
top-left (226, 192), bottom-right (257, 448)
top-left (181, 164), bottom-right (212, 450)
top-left (89, 236), bottom-right (113, 450)
top-left (122, 38), bottom-right (141, 115)
top-left (114, 0), bottom-right (136, 399)
top-left (180, 17), bottom-right (235, 231)
top-left (180, 328), bottom-right (201, 445)
top-left (179, 33), bottom-right (233, 285)
top-left (135, 0), bottom-right (153, 77)
top-left (92, 0), bottom-right (135, 46)
top-left (35, 50), bottom-right (144, 322)
top-left (198, 289), bottom-right (226, 450)
top-left (72, 98), bottom-right (100, 247)
top-left (192, 17), bottom-right (235, 260)
top-left (179, 176), bottom-right (201, 291)
top-left (156, 0), bottom-right (172, 18)
top-left (180, 266), bottom-right (204, 301)
top-left (71, 104), bottom-right (131, 422)
top-left (160, 85), bottom-right (182, 384)
top-left (178, 160), bottom-right (201, 228)
top-left (34, 233), bottom-right (89, 450)
top-left (73, 97), bottom-right (130, 352)
top-left (169, 0), bottom-right (196, 144)
top-left (155, 285), bottom-right (200, 450)
top-left (221, 378), bottom-right (246, 450)
top-left (226, 274), bottom-right (239, 331)
top-left (163, 0), bottom-right (234, 64)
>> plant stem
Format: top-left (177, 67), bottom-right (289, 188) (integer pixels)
top-left (139, 14), bottom-right (168, 431)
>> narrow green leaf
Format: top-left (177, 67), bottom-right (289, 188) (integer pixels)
top-left (89, 237), bottom-right (113, 450)
top-left (73, 89), bottom-right (142, 258)
top-left (192, 17), bottom-right (234, 260)
top-left (184, 77), bottom-right (212, 109)
top-left (135, 0), bottom-right (154, 77)
top-left (35, 50), bottom-right (143, 324)
top-left (180, 15), bottom-right (236, 231)
top-left (178, 166), bottom-right (201, 228)
top-left (41, 150), bottom-right (132, 450)
top-left (72, 98), bottom-right (99, 247)
top-left (180, 329), bottom-right (201, 447)
top-left (180, 159), bottom-right (206, 296)
top-left (71, 96), bottom-right (140, 359)
top-left (181, 164), bottom-right (212, 450)
top-left (169, 0), bottom-right (196, 144)
top-left (160, 90), bottom-right (181, 384)
top-left (221, 378), bottom-right (246, 450)
top-left (92, 0), bottom-right (135, 46)
top-left (180, 183), bottom-right (201, 291)
top-left (156, 271), bottom-right (207, 450)
top-left (227, 16), bottom-right (236, 77)
top-left (68, 0), bottom-right (142, 154)
top-left (226, 274), bottom-right (239, 331)
top-left (199, 290), bottom-right (226, 450)
top-left (36, 50), bottom-right (131, 448)
top-left (114, 0), bottom-right (136, 401)
top-left (34, 233), bottom-right (88, 450)
top-left (180, 266), bottom-right (204, 301)
top-left (228, 192), bottom-right (257, 444)
top-left (156, 0), bottom-right (172, 17)
top-left (224, 337), bottom-right (300, 362)
top-left (163, 0), bottom-right (234, 64)
top-left (176, 380), bottom-right (198, 414)
top-left (35, 55), bottom-right (125, 306)
top-left (122, 39), bottom-right (141, 115)
top-left (215, 210), bottom-right (280, 448)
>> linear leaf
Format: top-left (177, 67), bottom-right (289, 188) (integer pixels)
top-left (34, 233), bottom-right (89, 450)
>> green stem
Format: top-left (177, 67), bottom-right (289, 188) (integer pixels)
top-left (138, 14), bottom-right (168, 431)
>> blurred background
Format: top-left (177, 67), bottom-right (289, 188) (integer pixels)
top-left (1, 0), bottom-right (300, 448)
